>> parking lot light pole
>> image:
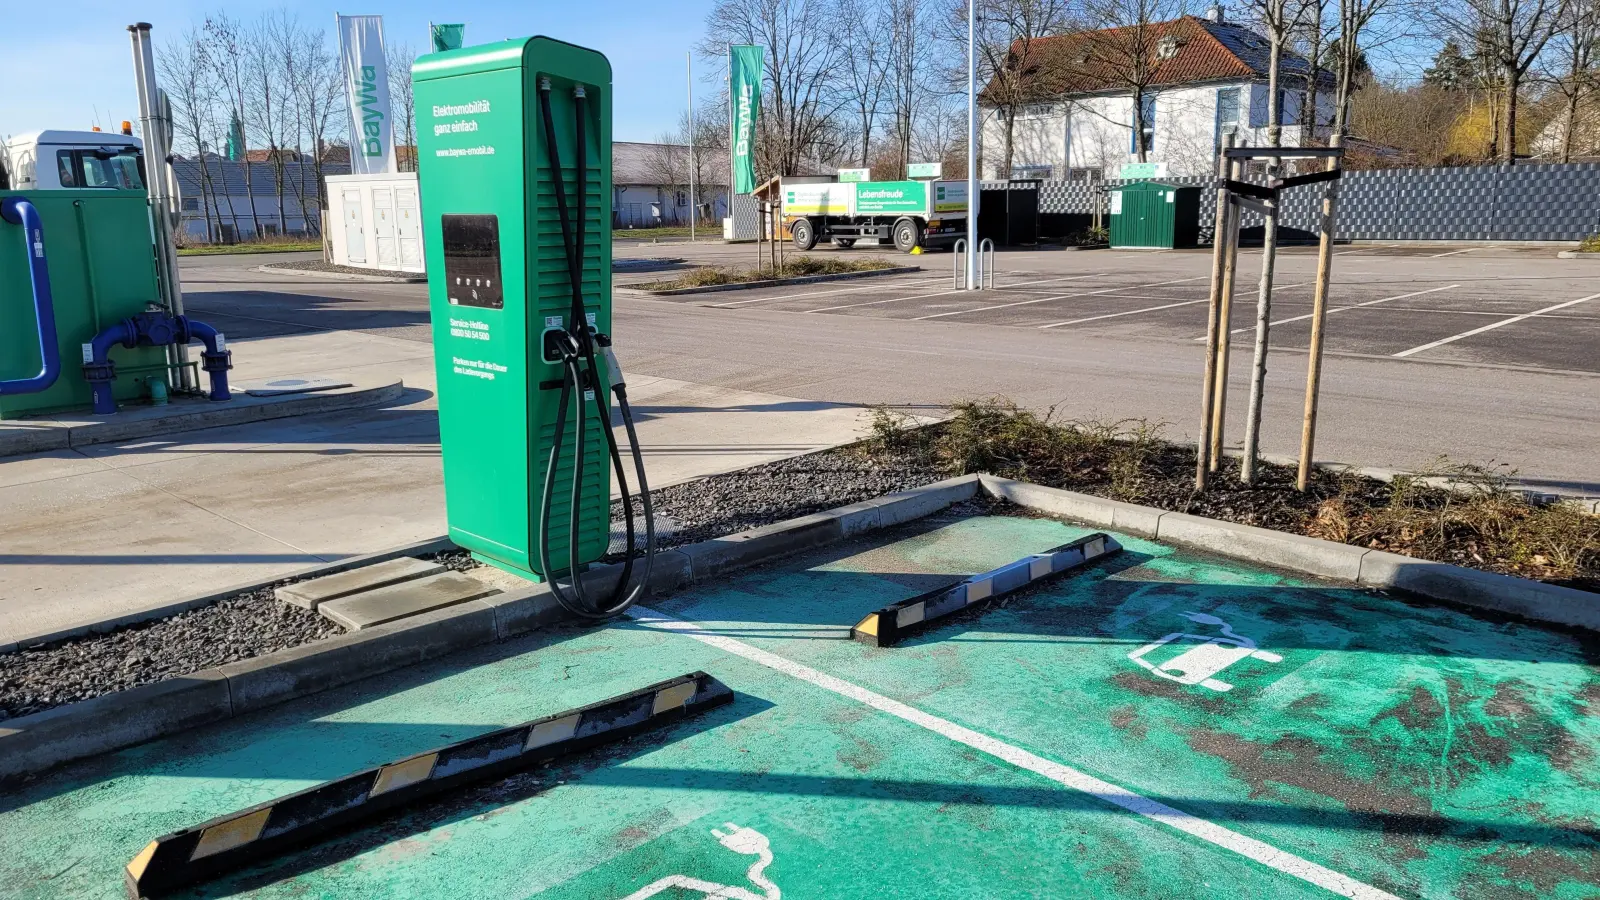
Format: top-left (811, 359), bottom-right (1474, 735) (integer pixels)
top-left (967, 0), bottom-right (978, 291)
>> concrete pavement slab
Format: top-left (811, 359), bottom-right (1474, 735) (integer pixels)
top-left (275, 557), bottom-right (444, 610)
top-left (316, 572), bottom-right (501, 630)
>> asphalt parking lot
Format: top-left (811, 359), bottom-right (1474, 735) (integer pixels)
top-left (620, 241), bottom-right (1600, 375)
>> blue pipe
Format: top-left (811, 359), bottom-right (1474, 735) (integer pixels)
top-left (182, 318), bottom-right (232, 401)
top-left (0, 197), bottom-right (62, 396)
top-left (84, 313), bottom-right (232, 414)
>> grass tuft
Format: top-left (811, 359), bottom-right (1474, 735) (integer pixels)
top-left (863, 398), bottom-right (1599, 589)
top-left (636, 255), bottom-right (895, 291)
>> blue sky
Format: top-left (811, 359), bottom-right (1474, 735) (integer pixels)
top-left (0, 0), bottom-right (717, 144)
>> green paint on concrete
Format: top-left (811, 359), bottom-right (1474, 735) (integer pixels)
top-left (0, 514), bottom-right (1594, 899)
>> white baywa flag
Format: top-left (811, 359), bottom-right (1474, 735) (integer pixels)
top-left (337, 15), bottom-right (397, 175)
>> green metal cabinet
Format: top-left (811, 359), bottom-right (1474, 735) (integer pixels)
top-left (413, 37), bottom-right (614, 581)
top-left (0, 191), bottom-right (167, 419)
top-left (1108, 181), bottom-right (1200, 249)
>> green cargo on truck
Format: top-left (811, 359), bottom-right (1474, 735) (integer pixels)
top-left (784, 179), bottom-right (969, 252)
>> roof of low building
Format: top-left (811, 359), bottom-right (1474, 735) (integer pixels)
top-left (170, 157), bottom-right (351, 195)
top-left (986, 15), bottom-right (1327, 103)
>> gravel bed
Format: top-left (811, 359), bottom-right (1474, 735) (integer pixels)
top-left (260, 259), bottom-right (422, 280)
top-left (0, 448), bottom-right (947, 721)
top-left (0, 586), bottom-right (341, 721)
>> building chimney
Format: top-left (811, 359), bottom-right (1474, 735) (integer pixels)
top-left (1206, 2), bottom-right (1225, 21)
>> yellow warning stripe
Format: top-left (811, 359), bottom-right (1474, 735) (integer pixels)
top-left (370, 753), bottom-right (438, 797)
top-left (190, 808), bottom-right (271, 860)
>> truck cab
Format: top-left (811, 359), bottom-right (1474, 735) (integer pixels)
top-left (1, 130), bottom-right (145, 191)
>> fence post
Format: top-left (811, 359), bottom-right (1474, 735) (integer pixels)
top-left (1209, 151), bottom-right (1244, 472)
top-left (1196, 133), bottom-right (1236, 490)
top-left (1296, 136), bottom-right (1343, 491)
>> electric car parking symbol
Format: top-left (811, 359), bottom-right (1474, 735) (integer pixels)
top-left (620, 823), bottom-right (781, 900)
top-left (1126, 611), bottom-right (1282, 693)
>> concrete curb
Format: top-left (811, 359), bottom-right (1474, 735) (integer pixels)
top-left (977, 475), bottom-right (1598, 632)
top-left (1555, 250), bottom-right (1600, 259)
top-left (619, 265), bottom-right (921, 297)
top-left (0, 379), bottom-right (405, 459)
top-left (254, 264), bottom-right (426, 283)
top-left (6, 534), bottom-right (455, 652)
top-left (0, 476), bottom-right (981, 781)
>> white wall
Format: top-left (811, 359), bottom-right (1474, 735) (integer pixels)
top-left (983, 81), bottom-right (1335, 179)
top-left (325, 173), bottom-right (425, 273)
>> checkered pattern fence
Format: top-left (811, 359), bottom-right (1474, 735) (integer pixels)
top-left (1026, 163), bottom-right (1600, 242)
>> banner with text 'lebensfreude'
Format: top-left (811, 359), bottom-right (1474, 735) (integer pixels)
top-left (337, 14), bottom-right (397, 175)
top-left (729, 44), bottom-right (763, 195)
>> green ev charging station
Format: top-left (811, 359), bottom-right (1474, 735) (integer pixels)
top-left (414, 37), bottom-right (655, 619)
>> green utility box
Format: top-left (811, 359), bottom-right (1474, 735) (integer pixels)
top-left (413, 37), bottom-right (614, 580)
top-left (0, 191), bottom-right (167, 419)
top-left (1108, 181), bottom-right (1200, 249)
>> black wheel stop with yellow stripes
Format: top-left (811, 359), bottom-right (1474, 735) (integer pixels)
top-left (852, 533), bottom-right (1122, 647)
top-left (125, 672), bottom-right (732, 898)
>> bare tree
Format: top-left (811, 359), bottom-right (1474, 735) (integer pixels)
top-left (1435, 0), bottom-right (1572, 162)
top-left (949, 0), bottom-right (1077, 177)
top-left (388, 43), bottom-right (418, 172)
top-left (1240, 0), bottom-right (1298, 146)
top-left (887, 0), bottom-right (930, 176)
top-left (158, 25), bottom-right (222, 242)
top-left (1543, 0), bottom-right (1599, 160)
top-left (1329, 0), bottom-right (1396, 137)
top-left (247, 13), bottom-right (295, 235)
top-left (839, 1), bottom-right (893, 167)
top-left (1076, 0), bottom-right (1187, 162)
top-left (206, 13), bottom-right (263, 237)
top-left (701, 0), bottom-right (846, 179)
top-left (289, 24), bottom-right (344, 226)
top-left (1292, 0), bottom-right (1334, 145)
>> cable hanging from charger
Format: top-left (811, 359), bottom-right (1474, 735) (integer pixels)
top-left (535, 76), bottom-right (656, 620)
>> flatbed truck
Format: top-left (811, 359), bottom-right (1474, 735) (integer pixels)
top-left (783, 179), bottom-right (971, 252)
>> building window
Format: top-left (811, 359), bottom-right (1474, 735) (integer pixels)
top-left (181, 197), bottom-right (201, 212)
top-left (1014, 165), bottom-right (1054, 180)
top-left (1020, 103), bottom-right (1055, 119)
top-left (1066, 167), bottom-right (1103, 183)
top-left (1130, 94), bottom-right (1156, 154)
top-left (675, 190), bottom-right (688, 207)
top-left (1217, 87), bottom-right (1241, 128)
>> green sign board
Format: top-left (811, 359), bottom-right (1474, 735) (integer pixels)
top-left (838, 168), bottom-right (870, 183)
top-left (1119, 161), bottom-right (1166, 179)
top-left (854, 181), bottom-right (924, 214)
top-left (908, 161), bottom-right (942, 179)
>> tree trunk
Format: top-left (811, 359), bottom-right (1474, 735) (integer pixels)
top-left (1502, 66), bottom-right (1518, 165)
top-left (1561, 93), bottom-right (1580, 164)
top-left (1002, 108), bottom-right (1016, 179)
top-left (1268, 34), bottom-right (1284, 148)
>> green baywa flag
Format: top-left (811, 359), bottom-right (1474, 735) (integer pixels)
top-left (729, 44), bottom-right (763, 195)
top-left (430, 23), bottom-right (465, 52)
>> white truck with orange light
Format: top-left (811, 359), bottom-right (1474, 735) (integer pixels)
top-left (784, 179), bottom-right (971, 252)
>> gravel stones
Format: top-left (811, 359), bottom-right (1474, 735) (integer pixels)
top-left (0, 586), bottom-right (340, 721)
top-left (2, 448), bottom-right (947, 721)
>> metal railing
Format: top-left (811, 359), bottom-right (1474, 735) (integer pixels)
top-left (953, 238), bottom-right (996, 289)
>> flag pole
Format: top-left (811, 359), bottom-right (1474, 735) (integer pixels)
top-left (688, 51), bottom-right (696, 242)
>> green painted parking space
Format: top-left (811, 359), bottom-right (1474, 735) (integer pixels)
top-left (1, 514), bottom-right (1594, 899)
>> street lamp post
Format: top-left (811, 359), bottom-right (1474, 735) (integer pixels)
top-left (966, 0), bottom-right (978, 291)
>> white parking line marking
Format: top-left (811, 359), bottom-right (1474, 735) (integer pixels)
top-left (804, 273), bottom-right (1108, 313)
top-left (1429, 247), bottom-right (1479, 258)
top-left (1194, 284), bottom-right (1461, 341)
top-left (915, 275), bottom-right (1210, 321)
top-left (1393, 293), bottom-right (1600, 358)
top-left (629, 606), bottom-right (1402, 900)
top-left (1034, 280), bottom-right (1307, 330)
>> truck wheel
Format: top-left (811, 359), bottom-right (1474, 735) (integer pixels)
top-left (833, 237), bottom-right (855, 249)
top-left (892, 218), bottom-right (922, 253)
top-left (792, 218), bottom-right (818, 251)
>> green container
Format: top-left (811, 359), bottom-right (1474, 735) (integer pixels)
top-left (1108, 181), bottom-right (1200, 250)
top-left (413, 37), bottom-right (614, 581)
top-left (0, 191), bottom-right (168, 419)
